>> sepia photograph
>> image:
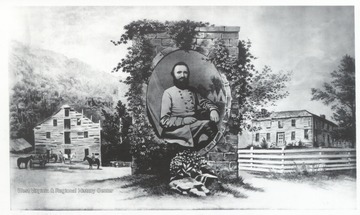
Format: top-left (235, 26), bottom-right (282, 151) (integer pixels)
top-left (2, 1), bottom-right (358, 212)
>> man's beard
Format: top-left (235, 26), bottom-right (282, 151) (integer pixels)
top-left (173, 77), bottom-right (189, 89)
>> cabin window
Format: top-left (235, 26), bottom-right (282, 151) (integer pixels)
top-left (77, 118), bottom-right (81, 125)
top-left (84, 131), bottom-right (88, 138)
top-left (304, 129), bottom-right (309, 140)
top-left (53, 119), bottom-right (57, 126)
top-left (278, 121), bottom-right (283, 128)
top-left (64, 119), bottom-right (71, 129)
top-left (291, 131), bottom-right (295, 140)
top-left (46, 132), bottom-right (51, 138)
top-left (291, 119), bottom-right (296, 127)
top-left (266, 133), bottom-right (270, 141)
top-left (255, 133), bottom-right (259, 142)
top-left (65, 132), bottom-right (71, 144)
top-left (64, 108), bottom-right (70, 117)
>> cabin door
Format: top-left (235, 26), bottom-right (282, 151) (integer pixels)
top-left (277, 132), bottom-right (285, 147)
top-left (85, 148), bottom-right (89, 157)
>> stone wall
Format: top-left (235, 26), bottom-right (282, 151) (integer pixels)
top-left (145, 26), bottom-right (240, 179)
top-left (147, 26), bottom-right (240, 58)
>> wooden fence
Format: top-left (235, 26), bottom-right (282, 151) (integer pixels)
top-left (238, 147), bottom-right (356, 173)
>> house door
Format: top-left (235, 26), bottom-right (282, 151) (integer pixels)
top-left (85, 148), bottom-right (89, 157)
top-left (277, 132), bottom-right (285, 146)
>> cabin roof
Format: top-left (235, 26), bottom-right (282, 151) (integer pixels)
top-left (10, 138), bottom-right (32, 152)
top-left (33, 105), bottom-right (97, 128)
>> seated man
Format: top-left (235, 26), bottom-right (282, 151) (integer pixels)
top-left (160, 62), bottom-right (219, 150)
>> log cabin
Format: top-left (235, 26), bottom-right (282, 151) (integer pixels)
top-left (33, 105), bottom-right (101, 162)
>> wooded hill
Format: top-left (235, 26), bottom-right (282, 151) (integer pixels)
top-left (9, 41), bottom-right (126, 145)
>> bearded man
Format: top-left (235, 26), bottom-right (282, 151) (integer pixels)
top-left (160, 62), bottom-right (219, 149)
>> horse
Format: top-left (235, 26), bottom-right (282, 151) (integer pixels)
top-left (47, 154), bottom-right (58, 163)
top-left (83, 156), bottom-right (100, 169)
top-left (59, 151), bottom-right (76, 163)
top-left (17, 156), bottom-right (33, 169)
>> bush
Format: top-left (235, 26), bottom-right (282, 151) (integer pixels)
top-left (169, 150), bottom-right (208, 181)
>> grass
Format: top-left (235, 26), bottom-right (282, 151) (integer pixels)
top-left (85, 173), bottom-right (251, 198)
top-left (261, 168), bottom-right (356, 183)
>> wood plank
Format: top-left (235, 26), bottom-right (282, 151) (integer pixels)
top-left (238, 158), bottom-right (356, 165)
top-left (239, 154), bottom-right (356, 159)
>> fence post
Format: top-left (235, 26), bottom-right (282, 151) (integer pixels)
top-left (281, 146), bottom-right (285, 173)
top-left (347, 150), bottom-right (351, 167)
top-left (250, 146), bottom-right (254, 169)
top-left (319, 146), bottom-right (323, 171)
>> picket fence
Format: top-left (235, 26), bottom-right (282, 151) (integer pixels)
top-left (238, 147), bottom-right (356, 173)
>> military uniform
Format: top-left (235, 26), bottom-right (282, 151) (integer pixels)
top-left (160, 86), bottom-right (219, 147)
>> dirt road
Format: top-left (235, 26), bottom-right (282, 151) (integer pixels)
top-left (10, 154), bottom-right (357, 210)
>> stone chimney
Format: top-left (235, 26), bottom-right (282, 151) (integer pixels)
top-left (319, 114), bottom-right (326, 119)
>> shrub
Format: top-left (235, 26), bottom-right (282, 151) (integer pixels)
top-left (169, 150), bottom-right (208, 181)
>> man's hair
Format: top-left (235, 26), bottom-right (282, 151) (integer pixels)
top-left (171, 62), bottom-right (190, 77)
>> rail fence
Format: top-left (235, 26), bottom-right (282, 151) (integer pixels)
top-left (238, 147), bottom-right (356, 173)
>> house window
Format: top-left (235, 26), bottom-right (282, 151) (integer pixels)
top-left (84, 131), bottom-right (88, 138)
top-left (266, 133), bottom-right (270, 141)
top-left (53, 119), bottom-right (57, 126)
top-left (46, 132), bottom-right (51, 138)
top-left (265, 121), bottom-right (271, 129)
top-left (64, 132), bottom-right (71, 144)
top-left (77, 118), bottom-right (81, 125)
top-left (64, 119), bottom-right (71, 129)
top-left (304, 129), bottom-right (309, 140)
top-left (278, 121), bottom-right (283, 128)
top-left (255, 133), bottom-right (259, 142)
top-left (291, 131), bottom-right (295, 140)
top-left (291, 119), bottom-right (296, 127)
top-left (64, 108), bottom-right (70, 117)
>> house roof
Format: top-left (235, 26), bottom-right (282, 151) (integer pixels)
top-left (255, 110), bottom-right (337, 126)
top-left (10, 138), bottom-right (32, 152)
top-left (270, 110), bottom-right (313, 118)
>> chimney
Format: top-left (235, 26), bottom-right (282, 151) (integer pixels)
top-left (319, 114), bottom-right (326, 119)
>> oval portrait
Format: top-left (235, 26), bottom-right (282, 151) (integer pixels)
top-left (146, 49), bottom-right (228, 148)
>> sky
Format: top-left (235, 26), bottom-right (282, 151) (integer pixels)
top-left (9, 6), bottom-right (355, 123)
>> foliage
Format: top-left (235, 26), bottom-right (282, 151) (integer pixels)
top-left (9, 42), bottom-right (117, 144)
top-left (111, 19), bottom-right (208, 50)
top-left (208, 39), bottom-right (291, 134)
top-left (101, 100), bottom-right (132, 165)
top-left (311, 55), bottom-right (355, 146)
top-left (260, 138), bottom-right (268, 149)
top-left (113, 19), bottom-right (291, 174)
top-left (169, 150), bottom-right (208, 181)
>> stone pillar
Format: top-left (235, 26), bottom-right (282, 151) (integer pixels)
top-left (144, 26), bottom-right (240, 179)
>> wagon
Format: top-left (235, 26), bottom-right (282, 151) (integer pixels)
top-left (30, 154), bottom-right (47, 168)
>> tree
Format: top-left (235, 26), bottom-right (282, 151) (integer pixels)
top-left (311, 55), bottom-right (355, 147)
top-left (101, 100), bottom-right (132, 165)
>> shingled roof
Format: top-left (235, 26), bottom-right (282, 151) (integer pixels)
top-left (255, 110), bottom-right (337, 126)
top-left (10, 138), bottom-right (32, 152)
top-left (270, 110), bottom-right (313, 118)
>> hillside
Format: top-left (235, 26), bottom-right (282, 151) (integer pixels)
top-left (9, 41), bottom-right (127, 143)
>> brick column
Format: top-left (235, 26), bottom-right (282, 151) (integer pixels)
top-left (144, 26), bottom-right (240, 179)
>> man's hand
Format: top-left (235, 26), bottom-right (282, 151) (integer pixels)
top-left (183, 117), bottom-right (197, 125)
top-left (210, 110), bottom-right (219, 123)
